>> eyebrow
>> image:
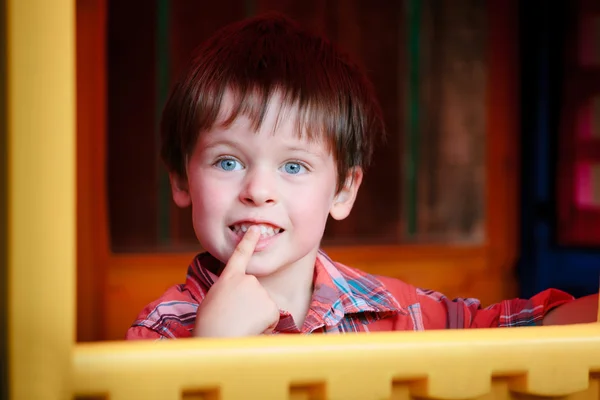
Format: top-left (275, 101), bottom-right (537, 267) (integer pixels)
top-left (201, 138), bottom-right (328, 160)
top-left (201, 139), bottom-right (242, 152)
top-left (284, 146), bottom-right (327, 159)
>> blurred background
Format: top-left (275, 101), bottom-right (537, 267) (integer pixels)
top-left (70, 0), bottom-right (600, 341)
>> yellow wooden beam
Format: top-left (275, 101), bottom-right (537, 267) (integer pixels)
top-left (7, 0), bottom-right (75, 399)
top-left (73, 324), bottom-right (600, 400)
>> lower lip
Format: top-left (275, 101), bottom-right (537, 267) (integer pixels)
top-left (229, 228), bottom-right (282, 252)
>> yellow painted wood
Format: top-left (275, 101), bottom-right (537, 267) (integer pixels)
top-left (7, 0), bottom-right (75, 399)
top-left (72, 324), bottom-right (600, 400)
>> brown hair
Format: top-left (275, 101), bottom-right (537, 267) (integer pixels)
top-left (160, 12), bottom-right (385, 190)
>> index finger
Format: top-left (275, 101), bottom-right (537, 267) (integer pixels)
top-left (222, 225), bottom-right (260, 277)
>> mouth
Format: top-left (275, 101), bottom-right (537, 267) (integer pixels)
top-left (229, 222), bottom-right (284, 238)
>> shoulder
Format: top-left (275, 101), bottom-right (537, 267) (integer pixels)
top-left (324, 255), bottom-right (458, 330)
top-left (325, 257), bottom-right (446, 331)
top-left (126, 283), bottom-right (200, 339)
top-left (325, 256), bottom-right (419, 312)
top-left (126, 254), bottom-right (215, 340)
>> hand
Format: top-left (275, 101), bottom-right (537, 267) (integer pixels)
top-left (543, 293), bottom-right (599, 325)
top-left (194, 226), bottom-right (280, 337)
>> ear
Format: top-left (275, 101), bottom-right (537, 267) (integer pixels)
top-left (329, 167), bottom-right (363, 221)
top-left (169, 173), bottom-right (191, 208)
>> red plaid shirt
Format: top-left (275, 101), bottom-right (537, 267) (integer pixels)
top-left (126, 250), bottom-right (574, 339)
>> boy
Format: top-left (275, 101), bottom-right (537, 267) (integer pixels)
top-left (127, 13), bottom-right (598, 340)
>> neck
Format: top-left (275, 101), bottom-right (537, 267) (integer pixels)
top-left (257, 249), bottom-right (317, 326)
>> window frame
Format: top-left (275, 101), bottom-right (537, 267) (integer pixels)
top-left (76, 0), bottom-right (520, 341)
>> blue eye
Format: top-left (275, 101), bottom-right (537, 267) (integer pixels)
top-left (217, 158), bottom-right (242, 171)
top-left (283, 162), bottom-right (306, 175)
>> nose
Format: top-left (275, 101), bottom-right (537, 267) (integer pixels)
top-left (239, 167), bottom-right (277, 206)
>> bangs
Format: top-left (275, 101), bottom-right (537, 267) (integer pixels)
top-left (195, 84), bottom-right (337, 151)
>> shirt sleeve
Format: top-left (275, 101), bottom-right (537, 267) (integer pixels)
top-left (418, 288), bottom-right (575, 329)
top-left (125, 284), bottom-right (198, 340)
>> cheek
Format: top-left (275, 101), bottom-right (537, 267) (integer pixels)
top-left (286, 179), bottom-right (336, 223)
top-left (189, 175), bottom-right (235, 217)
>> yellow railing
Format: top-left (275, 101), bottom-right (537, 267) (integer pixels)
top-left (5, 1), bottom-right (600, 399)
top-left (72, 326), bottom-right (600, 400)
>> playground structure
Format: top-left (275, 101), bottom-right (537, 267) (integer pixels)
top-left (4, 1), bottom-right (600, 399)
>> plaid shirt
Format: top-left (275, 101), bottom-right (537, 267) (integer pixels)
top-left (126, 250), bottom-right (574, 339)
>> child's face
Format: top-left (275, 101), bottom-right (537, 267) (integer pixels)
top-left (170, 94), bottom-right (362, 276)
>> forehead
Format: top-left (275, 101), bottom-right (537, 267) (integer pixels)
top-left (202, 89), bottom-right (332, 150)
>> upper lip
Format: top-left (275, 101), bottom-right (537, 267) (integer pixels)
top-left (228, 219), bottom-right (283, 230)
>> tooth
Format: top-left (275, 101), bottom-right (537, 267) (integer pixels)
top-left (232, 223), bottom-right (282, 235)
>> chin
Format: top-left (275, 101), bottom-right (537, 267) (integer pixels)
top-left (244, 262), bottom-right (281, 277)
